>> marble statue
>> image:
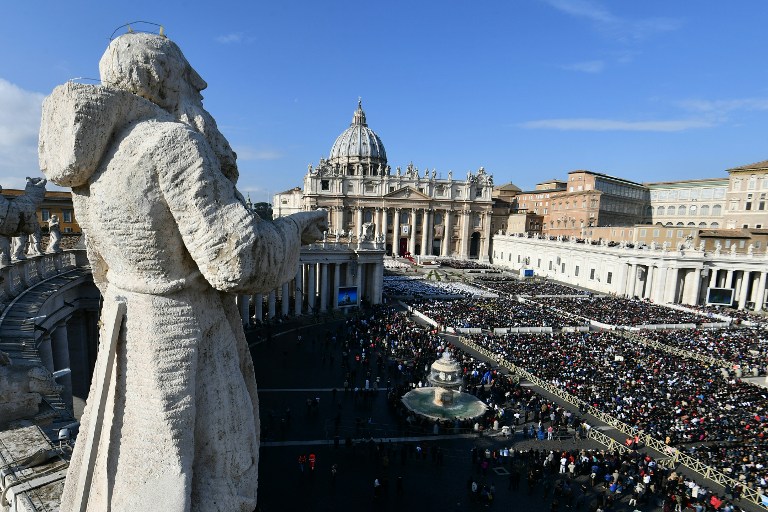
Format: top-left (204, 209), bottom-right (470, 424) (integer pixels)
top-left (748, 243), bottom-right (754, 255)
top-left (714, 241), bottom-right (722, 255)
top-left (361, 222), bottom-right (375, 241)
top-left (447, 170), bottom-right (453, 181)
top-left (46, 214), bottom-right (62, 253)
top-left (38, 32), bottom-right (327, 512)
top-left (0, 178), bottom-right (46, 265)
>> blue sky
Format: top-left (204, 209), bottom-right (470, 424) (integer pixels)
top-left (2, 1), bottom-right (768, 200)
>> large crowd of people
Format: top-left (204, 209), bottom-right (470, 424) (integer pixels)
top-left (335, 304), bottom-right (752, 510)
top-left (474, 276), bottom-right (590, 297)
top-left (382, 276), bottom-right (497, 298)
top-left (540, 296), bottom-right (707, 326)
top-left (640, 327), bottom-right (768, 375)
top-left (408, 297), bottom-right (588, 330)
top-left (464, 330), bottom-right (768, 487)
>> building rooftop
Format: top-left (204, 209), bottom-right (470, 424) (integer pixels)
top-left (727, 159), bottom-right (768, 172)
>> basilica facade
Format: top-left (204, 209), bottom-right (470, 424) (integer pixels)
top-left (278, 100), bottom-right (495, 261)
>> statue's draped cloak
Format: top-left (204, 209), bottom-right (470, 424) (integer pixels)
top-left (40, 83), bottom-right (303, 511)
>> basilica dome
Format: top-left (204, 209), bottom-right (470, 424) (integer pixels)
top-left (328, 100), bottom-right (387, 170)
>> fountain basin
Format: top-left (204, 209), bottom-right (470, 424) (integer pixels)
top-left (401, 387), bottom-right (489, 421)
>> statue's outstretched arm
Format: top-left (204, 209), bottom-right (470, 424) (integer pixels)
top-left (157, 126), bottom-right (323, 293)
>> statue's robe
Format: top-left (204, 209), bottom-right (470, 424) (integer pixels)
top-left (40, 83), bottom-right (303, 511)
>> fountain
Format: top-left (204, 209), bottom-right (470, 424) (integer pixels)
top-left (401, 351), bottom-right (489, 421)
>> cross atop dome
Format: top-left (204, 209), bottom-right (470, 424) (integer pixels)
top-left (352, 98), bottom-right (367, 127)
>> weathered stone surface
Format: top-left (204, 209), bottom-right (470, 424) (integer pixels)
top-left (38, 32), bottom-right (326, 511)
top-left (0, 352), bottom-right (62, 427)
top-left (0, 178), bottom-right (46, 265)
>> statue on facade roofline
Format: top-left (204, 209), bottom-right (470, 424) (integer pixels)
top-left (39, 31), bottom-right (326, 512)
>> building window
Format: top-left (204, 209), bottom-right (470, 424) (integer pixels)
top-left (63, 210), bottom-right (73, 223)
top-left (700, 205), bottom-right (710, 216)
top-left (677, 230), bottom-right (684, 238)
top-left (63, 227), bottom-right (73, 233)
top-left (678, 205), bottom-right (686, 216)
top-left (537, 258), bottom-right (541, 268)
top-left (365, 184), bottom-right (375, 193)
top-left (653, 229), bottom-right (660, 237)
top-left (711, 222), bottom-right (719, 228)
top-left (666, 206), bottom-right (675, 216)
top-left (712, 204), bottom-right (722, 216)
top-left (574, 266), bottom-right (579, 277)
top-left (725, 240), bottom-right (731, 248)
top-left (746, 201), bottom-right (752, 211)
top-left (561, 263), bottom-right (566, 273)
top-left (400, 212), bottom-right (409, 224)
top-left (589, 269), bottom-right (595, 280)
top-left (606, 272), bottom-right (612, 284)
top-left (434, 213), bottom-right (443, 224)
top-left (639, 229), bottom-right (647, 237)
top-left (321, 180), bottom-right (330, 191)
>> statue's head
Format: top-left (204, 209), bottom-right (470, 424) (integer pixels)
top-left (99, 32), bottom-right (206, 112)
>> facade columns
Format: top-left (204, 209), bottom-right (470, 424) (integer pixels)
top-left (355, 207), bottom-right (364, 240)
top-left (373, 261), bottom-right (383, 304)
top-left (421, 209), bottom-right (431, 257)
top-left (460, 209), bottom-right (471, 259)
top-left (738, 270), bottom-right (751, 310)
top-left (381, 209), bottom-right (389, 252)
top-left (267, 290), bottom-right (276, 319)
top-left (441, 209), bottom-right (452, 257)
top-left (725, 269), bottom-right (734, 289)
top-left (408, 209), bottom-right (417, 255)
top-left (480, 212), bottom-right (492, 262)
top-left (320, 263), bottom-right (329, 312)
top-left (333, 206), bottom-right (344, 235)
top-left (393, 209), bottom-right (401, 256)
top-left (253, 293), bottom-right (263, 322)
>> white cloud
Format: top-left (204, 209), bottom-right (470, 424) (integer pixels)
top-left (562, 60), bottom-right (605, 73)
top-left (542, 0), bottom-right (680, 41)
top-left (519, 118), bottom-right (713, 132)
top-left (0, 78), bottom-right (45, 189)
top-left (677, 98), bottom-right (768, 116)
top-left (215, 32), bottom-right (244, 44)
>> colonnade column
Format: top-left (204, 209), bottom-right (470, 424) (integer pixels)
top-left (616, 263), bottom-right (629, 298)
top-left (408, 209), bottom-right (417, 255)
top-left (253, 293), bottom-right (263, 322)
top-left (627, 264), bottom-right (638, 298)
top-left (709, 268), bottom-right (719, 289)
top-left (332, 263), bottom-right (341, 310)
top-left (268, 290), bottom-right (276, 319)
top-left (294, 267), bottom-right (303, 316)
top-left (685, 268), bottom-right (702, 305)
top-left (238, 295), bottom-right (251, 326)
top-left (392, 209), bottom-right (401, 256)
top-left (355, 262), bottom-right (363, 307)
top-left (51, 324), bottom-right (72, 408)
top-left (374, 261), bottom-right (384, 304)
top-left (307, 264), bottom-right (316, 314)
top-left (320, 263), bottom-right (329, 312)
top-left (643, 266), bottom-right (654, 300)
top-left (738, 271), bottom-right (751, 310)
top-left (725, 269), bottom-right (734, 289)
top-left (460, 209), bottom-right (471, 259)
top-left (663, 267), bottom-right (679, 303)
top-left (755, 271), bottom-right (767, 311)
top-left (421, 209), bottom-right (431, 257)
top-left (441, 209), bottom-right (452, 257)
top-left (281, 282), bottom-right (290, 316)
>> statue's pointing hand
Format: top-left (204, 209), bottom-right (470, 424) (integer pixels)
top-left (292, 210), bottom-right (329, 245)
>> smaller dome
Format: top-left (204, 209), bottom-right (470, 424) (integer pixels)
top-left (329, 99), bottom-right (387, 163)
